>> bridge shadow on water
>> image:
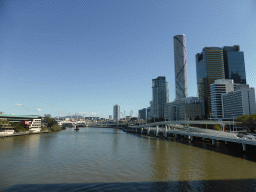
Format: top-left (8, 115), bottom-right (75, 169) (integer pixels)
top-left (4, 179), bottom-right (256, 192)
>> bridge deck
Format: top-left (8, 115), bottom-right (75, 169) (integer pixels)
top-left (124, 124), bottom-right (256, 150)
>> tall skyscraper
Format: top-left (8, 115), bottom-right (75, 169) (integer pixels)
top-left (223, 45), bottom-right (246, 84)
top-left (113, 104), bottom-right (120, 122)
top-left (173, 34), bottom-right (188, 100)
top-left (152, 76), bottom-right (169, 119)
top-left (196, 47), bottom-right (225, 118)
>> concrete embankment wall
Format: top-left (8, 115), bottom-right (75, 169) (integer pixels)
top-left (0, 130), bottom-right (50, 138)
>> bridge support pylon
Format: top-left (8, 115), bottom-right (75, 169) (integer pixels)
top-left (156, 126), bottom-right (159, 137)
top-left (242, 144), bottom-right (246, 151)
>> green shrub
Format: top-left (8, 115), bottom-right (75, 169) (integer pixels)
top-left (10, 122), bottom-right (27, 132)
top-left (49, 125), bottom-right (62, 132)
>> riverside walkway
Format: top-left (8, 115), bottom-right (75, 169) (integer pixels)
top-left (124, 120), bottom-right (255, 152)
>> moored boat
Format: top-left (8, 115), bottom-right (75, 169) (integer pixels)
top-left (74, 124), bottom-right (79, 131)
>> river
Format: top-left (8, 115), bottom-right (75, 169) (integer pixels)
top-left (1, 128), bottom-right (256, 191)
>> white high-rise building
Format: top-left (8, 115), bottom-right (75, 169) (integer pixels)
top-left (222, 88), bottom-right (256, 119)
top-left (113, 105), bottom-right (120, 122)
top-left (210, 79), bottom-right (234, 119)
top-left (174, 34), bottom-right (188, 100)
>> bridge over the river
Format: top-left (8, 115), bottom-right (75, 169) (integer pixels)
top-left (123, 120), bottom-right (255, 152)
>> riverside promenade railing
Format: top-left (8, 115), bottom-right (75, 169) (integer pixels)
top-left (124, 120), bottom-right (255, 152)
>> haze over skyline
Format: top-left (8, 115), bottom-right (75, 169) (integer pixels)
top-left (1, 0), bottom-right (256, 118)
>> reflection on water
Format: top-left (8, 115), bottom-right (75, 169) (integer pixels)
top-left (1, 128), bottom-right (256, 191)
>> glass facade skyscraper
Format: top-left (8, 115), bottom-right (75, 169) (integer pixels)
top-left (223, 45), bottom-right (246, 84)
top-left (196, 47), bottom-right (225, 118)
top-left (152, 76), bottom-right (169, 119)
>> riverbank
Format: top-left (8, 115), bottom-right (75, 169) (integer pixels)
top-left (0, 130), bottom-right (50, 138)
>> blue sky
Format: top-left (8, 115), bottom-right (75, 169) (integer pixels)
top-left (0, 0), bottom-right (256, 118)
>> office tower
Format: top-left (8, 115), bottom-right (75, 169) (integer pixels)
top-left (113, 105), bottom-right (120, 122)
top-left (173, 34), bottom-right (188, 100)
top-left (196, 45), bottom-right (247, 119)
top-left (210, 79), bottom-right (234, 119)
top-left (150, 101), bottom-right (154, 119)
top-left (196, 47), bottom-right (225, 118)
top-left (152, 76), bottom-right (169, 119)
top-left (146, 107), bottom-right (151, 120)
top-left (109, 115), bottom-right (112, 120)
top-left (234, 83), bottom-right (249, 91)
top-left (223, 45), bottom-right (246, 84)
top-left (138, 108), bottom-right (146, 120)
top-left (222, 88), bottom-right (256, 118)
top-left (165, 97), bottom-right (204, 121)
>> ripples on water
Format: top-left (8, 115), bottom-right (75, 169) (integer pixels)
top-left (1, 128), bottom-right (256, 191)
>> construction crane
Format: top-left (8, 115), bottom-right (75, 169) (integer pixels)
top-left (120, 111), bottom-right (127, 124)
top-left (120, 111), bottom-right (125, 118)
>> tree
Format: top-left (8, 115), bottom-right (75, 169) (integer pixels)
top-left (10, 122), bottom-right (27, 132)
top-left (44, 114), bottom-right (58, 129)
top-left (236, 114), bottom-right (256, 133)
top-left (212, 124), bottom-right (221, 131)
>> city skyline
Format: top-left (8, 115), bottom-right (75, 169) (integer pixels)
top-left (1, 0), bottom-right (256, 117)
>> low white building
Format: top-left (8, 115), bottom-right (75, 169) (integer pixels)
top-left (29, 119), bottom-right (42, 132)
top-left (0, 118), bottom-right (15, 135)
top-left (222, 88), bottom-right (256, 118)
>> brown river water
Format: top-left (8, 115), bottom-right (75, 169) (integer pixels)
top-left (1, 127), bottom-right (256, 191)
